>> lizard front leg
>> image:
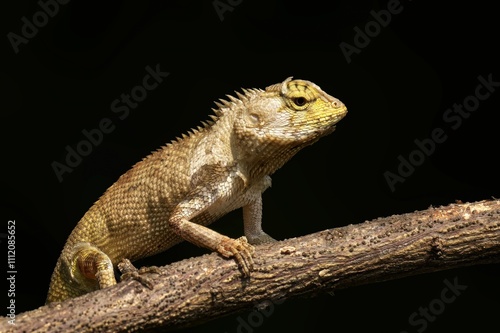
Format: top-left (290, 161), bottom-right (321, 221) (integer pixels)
top-left (169, 210), bottom-right (255, 276)
top-left (243, 195), bottom-right (276, 245)
top-left (167, 164), bottom-right (256, 275)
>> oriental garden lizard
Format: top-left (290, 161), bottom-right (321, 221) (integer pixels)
top-left (46, 77), bottom-right (348, 303)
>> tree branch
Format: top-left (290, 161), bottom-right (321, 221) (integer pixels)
top-left (3, 199), bottom-right (500, 332)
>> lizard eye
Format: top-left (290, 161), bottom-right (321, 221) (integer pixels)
top-left (292, 96), bottom-right (307, 107)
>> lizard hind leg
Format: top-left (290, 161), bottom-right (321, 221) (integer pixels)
top-left (118, 258), bottom-right (161, 289)
top-left (71, 242), bottom-right (117, 291)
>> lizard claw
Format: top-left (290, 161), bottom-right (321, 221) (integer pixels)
top-left (118, 258), bottom-right (160, 289)
top-left (217, 236), bottom-right (255, 277)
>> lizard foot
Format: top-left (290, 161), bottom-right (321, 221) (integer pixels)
top-left (217, 236), bottom-right (255, 277)
top-left (247, 232), bottom-right (276, 245)
top-left (118, 258), bottom-right (161, 290)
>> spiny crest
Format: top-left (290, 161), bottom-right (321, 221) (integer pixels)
top-left (212, 87), bottom-right (260, 116)
top-left (156, 79), bottom-right (293, 151)
top-left (163, 86), bottom-right (262, 147)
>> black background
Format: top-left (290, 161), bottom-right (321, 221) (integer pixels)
top-left (2, 1), bottom-right (499, 332)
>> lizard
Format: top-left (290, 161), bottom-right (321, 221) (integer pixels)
top-left (46, 77), bottom-right (348, 303)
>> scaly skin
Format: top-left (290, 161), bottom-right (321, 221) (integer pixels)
top-left (46, 77), bottom-right (348, 303)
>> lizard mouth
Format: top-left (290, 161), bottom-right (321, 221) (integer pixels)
top-left (309, 105), bottom-right (347, 138)
top-left (320, 105), bottom-right (348, 127)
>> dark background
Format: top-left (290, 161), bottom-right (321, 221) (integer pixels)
top-left (2, 0), bottom-right (499, 332)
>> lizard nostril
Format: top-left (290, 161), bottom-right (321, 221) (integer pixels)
top-left (332, 100), bottom-right (344, 109)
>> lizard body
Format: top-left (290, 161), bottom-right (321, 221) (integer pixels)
top-left (46, 77), bottom-right (347, 303)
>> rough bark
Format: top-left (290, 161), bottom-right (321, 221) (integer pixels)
top-left (3, 199), bottom-right (500, 332)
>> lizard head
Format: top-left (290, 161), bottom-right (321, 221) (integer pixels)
top-left (230, 77), bottom-right (347, 174)
top-left (234, 77), bottom-right (347, 147)
top-left (268, 77), bottom-right (346, 138)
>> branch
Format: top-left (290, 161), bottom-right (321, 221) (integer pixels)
top-left (3, 199), bottom-right (500, 332)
